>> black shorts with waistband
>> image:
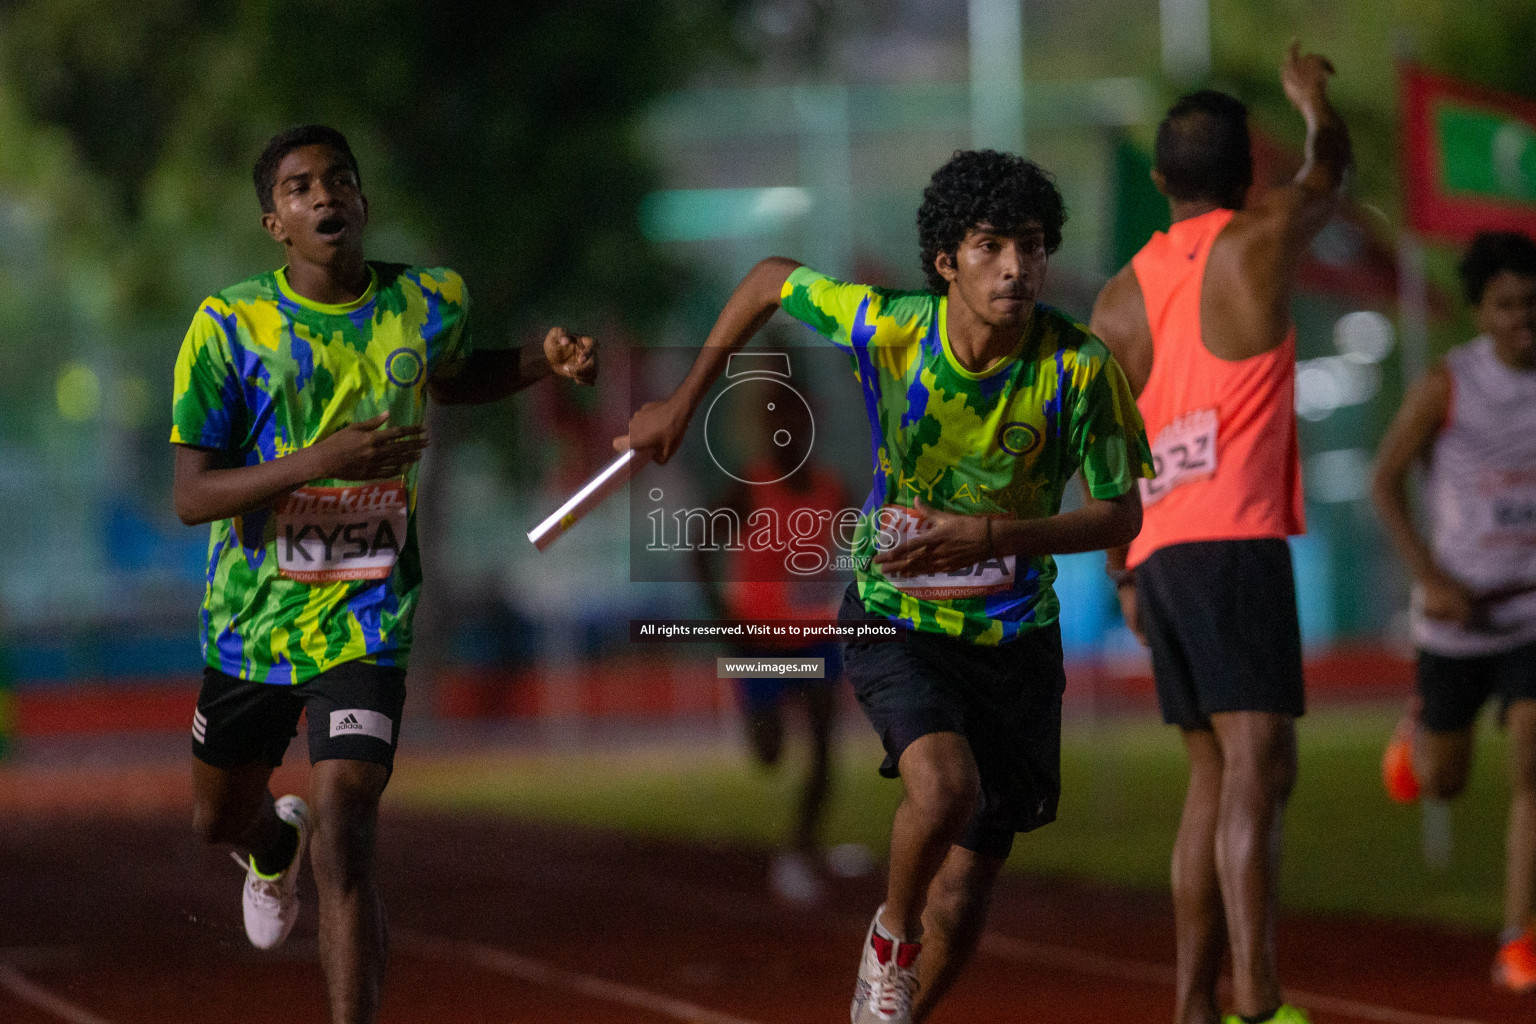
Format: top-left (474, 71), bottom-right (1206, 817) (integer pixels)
top-left (1135, 538), bottom-right (1305, 729)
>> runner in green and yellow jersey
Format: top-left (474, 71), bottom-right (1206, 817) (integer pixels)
top-left (618, 149), bottom-right (1150, 1024)
top-left (171, 125), bottom-right (595, 1024)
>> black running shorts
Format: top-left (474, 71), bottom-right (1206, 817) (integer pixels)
top-left (1135, 538), bottom-right (1305, 730)
top-left (1418, 639), bottom-right (1536, 733)
top-left (838, 586), bottom-right (1066, 860)
top-left (192, 660), bottom-right (407, 771)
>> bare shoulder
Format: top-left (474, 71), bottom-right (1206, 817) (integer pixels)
top-left (1226, 178), bottom-right (1337, 252)
top-left (1090, 265), bottom-right (1152, 393)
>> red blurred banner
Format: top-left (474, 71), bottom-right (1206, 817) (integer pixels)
top-left (1402, 65), bottom-right (1536, 243)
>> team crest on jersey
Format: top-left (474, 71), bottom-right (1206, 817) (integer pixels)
top-left (998, 421), bottom-right (1041, 456)
top-left (385, 347), bottom-right (424, 388)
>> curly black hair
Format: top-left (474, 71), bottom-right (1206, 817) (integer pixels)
top-left (1458, 231), bottom-right (1536, 305)
top-left (916, 150), bottom-right (1066, 294)
top-left (1155, 90), bottom-right (1252, 211)
top-left (253, 125), bottom-right (360, 214)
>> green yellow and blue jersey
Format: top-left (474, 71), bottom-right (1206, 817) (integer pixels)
top-left (170, 262), bottom-right (472, 685)
top-left (779, 266), bottom-right (1152, 645)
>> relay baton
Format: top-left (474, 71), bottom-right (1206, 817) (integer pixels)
top-left (527, 448), bottom-right (651, 551)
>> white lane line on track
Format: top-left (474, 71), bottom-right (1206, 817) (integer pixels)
top-left (611, 874), bottom-right (1494, 1024)
top-left (0, 965), bottom-right (115, 1024)
top-left (395, 928), bottom-right (766, 1024)
top-left (977, 934), bottom-right (1490, 1024)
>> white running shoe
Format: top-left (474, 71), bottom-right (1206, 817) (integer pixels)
top-left (851, 905), bottom-right (921, 1024)
top-left (234, 794), bottom-right (309, 950)
top-left (769, 852), bottom-right (824, 907)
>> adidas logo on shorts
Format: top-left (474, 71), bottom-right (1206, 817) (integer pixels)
top-left (192, 709), bottom-right (207, 744)
top-left (329, 708), bottom-right (393, 743)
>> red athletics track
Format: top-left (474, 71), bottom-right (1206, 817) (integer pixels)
top-left (0, 748), bottom-right (1517, 1024)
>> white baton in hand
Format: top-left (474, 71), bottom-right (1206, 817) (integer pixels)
top-left (527, 448), bottom-right (652, 551)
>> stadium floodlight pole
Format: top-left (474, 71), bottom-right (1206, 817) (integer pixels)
top-left (968, 0), bottom-right (1025, 155)
top-left (1159, 0), bottom-right (1211, 83)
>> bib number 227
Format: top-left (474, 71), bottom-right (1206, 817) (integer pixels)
top-left (1140, 409), bottom-right (1218, 507)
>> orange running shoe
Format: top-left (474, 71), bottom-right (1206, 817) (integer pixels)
top-left (1381, 705), bottom-right (1422, 804)
top-left (1494, 929), bottom-right (1536, 993)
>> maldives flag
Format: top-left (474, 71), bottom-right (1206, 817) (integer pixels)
top-left (1402, 66), bottom-right (1536, 242)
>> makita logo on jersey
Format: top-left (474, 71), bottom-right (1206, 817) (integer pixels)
top-left (281, 484), bottom-right (406, 517)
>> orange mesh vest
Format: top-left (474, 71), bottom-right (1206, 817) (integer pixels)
top-left (1125, 208), bottom-right (1305, 569)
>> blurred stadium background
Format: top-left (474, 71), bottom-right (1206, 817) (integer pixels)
top-left (5, 1), bottom-right (1536, 1021)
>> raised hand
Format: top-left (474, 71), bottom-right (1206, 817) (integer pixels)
top-left (544, 327), bottom-right (598, 385)
top-left (1281, 40), bottom-right (1335, 114)
top-left (311, 412), bottom-right (428, 481)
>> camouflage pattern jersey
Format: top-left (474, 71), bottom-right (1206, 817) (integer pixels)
top-left (780, 266), bottom-right (1152, 645)
top-left (170, 262), bottom-right (472, 684)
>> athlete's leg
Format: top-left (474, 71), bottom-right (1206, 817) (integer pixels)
top-left (794, 682), bottom-right (836, 854)
top-left (909, 845), bottom-right (1007, 1022)
top-left (191, 759), bottom-right (290, 859)
top-left (883, 731), bottom-right (981, 939)
top-left (1416, 725), bottom-right (1476, 799)
top-left (1505, 700), bottom-right (1536, 936)
top-left (744, 699), bottom-right (786, 768)
top-left (309, 758), bottom-right (390, 1024)
top-left (1209, 710), bottom-right (1297, 1021)
top-left (1171, 727), bottom-right (1226, 1024)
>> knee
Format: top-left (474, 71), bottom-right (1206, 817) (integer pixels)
top-left (904, 754), bottom-right (981, 830)
top-left (1224, 732), bottom-right (1297, 805)
top-left (309, 771), bottom-right (386, 891)
top-left (1422, 761), bottom-right (1469, 800)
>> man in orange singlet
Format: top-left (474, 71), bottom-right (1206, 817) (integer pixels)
top-left (1089, 44), bottom-right (1351, 1024)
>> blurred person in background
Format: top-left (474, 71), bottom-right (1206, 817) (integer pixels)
top-left (693, 393), bottom-right (851, 906)
top-left (1375, 230), bottom-right (1536, 993)
top-left (1091, 44), bottom-right (1351, 1024)
top-left (170, 124), bottom-right (595, 1024)
top-left (619, 148), bottom-right (1150, 1024)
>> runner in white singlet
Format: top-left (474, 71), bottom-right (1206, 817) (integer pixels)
top-left (1374, 230), bottom-right (1536, 993)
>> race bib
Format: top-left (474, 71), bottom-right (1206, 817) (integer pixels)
top-left (1480, 468), bottom-right (1536, 548)
top-left (874, 505), bottom-right (1015, 599)
top-left (276, 482), bottom-right (408, 584)
top-left (1140, 409), bottom-right (1218, 507)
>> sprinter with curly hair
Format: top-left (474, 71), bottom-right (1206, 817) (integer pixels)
top-left (618, 148), bottom-right (1151, 1023)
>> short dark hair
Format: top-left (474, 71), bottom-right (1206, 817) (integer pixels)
top-left (253, 125), bottom-right (360, 214)
top-left (1458, 231), bottom-right (1536, 305)
top-left (916, 149), bottom-right (1067, 294)
top-left (1155, 90), bottom-right (1252, 210)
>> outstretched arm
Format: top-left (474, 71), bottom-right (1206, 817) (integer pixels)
top-left (172, 413), bottom-right (428, 525)
top-left (614, 256), bottom-right (801, 462)
top-left (1371, 364), bottom-right (1476, 625)
top-left (428, 327), bottom-right (597, 405)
